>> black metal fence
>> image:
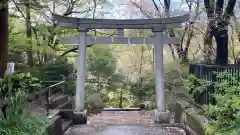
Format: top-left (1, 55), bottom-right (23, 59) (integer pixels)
top-left (189, 64), bottom-right (240, 105)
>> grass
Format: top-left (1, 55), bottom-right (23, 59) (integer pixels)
top-left (0, 90), bottom-right (49, 135)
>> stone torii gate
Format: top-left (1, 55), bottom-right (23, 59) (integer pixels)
top-left (52, 13), bottom-right (189, 124)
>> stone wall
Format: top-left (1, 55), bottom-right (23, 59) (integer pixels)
top-left (47, 116), bottom-right (63, 135)
top-left (168, 100), bottom-right (210, 135)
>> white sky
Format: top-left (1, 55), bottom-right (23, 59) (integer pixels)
top-left (9, 0), bottom-right (240, 24)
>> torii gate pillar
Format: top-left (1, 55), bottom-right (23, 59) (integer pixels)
top-left (73, 29), bottom-right (88, 124)
top-left (152, 31), bottom-right (174, 124)
top-left (153, 31), bottom-right (165, 112)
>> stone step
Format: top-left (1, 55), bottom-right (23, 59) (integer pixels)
top-left (48, 109), bottom-right (60, 118)
top-left (47, 116), bottom-right (72, 135)
top-left (47, 116), bottom-right (63, 135)
top-left (102, 108), bottom-right (141, 111)
top-left (64, 124), bottom-right (188, 135)
top-left (48, 95), bottom-right (68, 109)
top-left (62, 119), bottom-right (72, 133)
top-left (56, 100), bottom-right (73, 119)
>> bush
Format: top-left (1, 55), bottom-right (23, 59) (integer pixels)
top-left (0, 90), bottom-right (49, 135)
top-left (38, 57), bottom-right (75, 95)
top-left (40, 57), bottom-right (74, 81)
top-left (0, 72), bottom-right (41, 98)
top-left (127, 61), bottom-right (189, 107)
top-left (164, 60), bottom-right (189, 92)
top-left (140, 101), bottom-right (156, 110)
top-left (202, 72), bottom-right (240, 135)
top-left (183, 74), bottom-right (210, 99)
top-left (62, 79), bottom-right (76, 95)
top-left (86, 93), bottom-right (104, 115)
top-left (184, 72), bottom-right (240, 134)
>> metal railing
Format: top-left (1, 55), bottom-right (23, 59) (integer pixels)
top-left (43, 81), bottom-right (66, 116)
top-left (189, 63), bottom-right (240, 105)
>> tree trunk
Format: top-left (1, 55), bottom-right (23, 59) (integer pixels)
top-left (214, 29), bottom-right (228, 65)
top-left (0, 0), bottom-right (8, 78)
top-left (168, 29), bottom-right (183, 59)
top-left (119, 90), bottom-right (123, 108)
top-left (182, 28), bottom-right (194, 62)
top-left (24, 0), bottom-right (33, 67)
top-left (203, 0), bottom-right (235, 65)
top-left (204, 25), bottom-right (214, 63)
top-left (168, 44), bottom-right (176, 60)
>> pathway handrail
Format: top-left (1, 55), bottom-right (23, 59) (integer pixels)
top-left (44, 81), bottom-right (66, 116)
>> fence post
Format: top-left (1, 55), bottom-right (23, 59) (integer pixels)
top-left (63, 76), bottom-right (67, 94)
top-left (6, 62), bottom-right (14, 75)
top-left (46, 87), bottom-right (50, 116)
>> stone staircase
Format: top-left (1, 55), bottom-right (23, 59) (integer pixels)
top-left (28, 94), bottom-right (74, 135)
top-left (47, 94), bottom-right (74, 134)
top-left (64, 111), bottom-right (191, 135)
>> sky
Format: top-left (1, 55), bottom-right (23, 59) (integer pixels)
top-left (9, 0), bottom-right (240, 25)
top-left (91, 0), bottom-right (240, 21)
top-left (92, 0), bottom-right (188, 19)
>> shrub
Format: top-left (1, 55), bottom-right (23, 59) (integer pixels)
top-left (164, 60), bottom-right (189, 93)
top-left (202, 72), bottom-right (240, 135)
top-left (141, 101), bottom-right (156, 110)
top-left (38, 57), bottom-right (75, 94)
top-left (0, 90), bottom-right (49, 135)
top-left (40, 57), bottom-right (74, 81)
top-left (183, 74), bottom-right (210, 99)
top-left (184, 72), bottom-right (240, 134)
top-left (86, 93), bottom-right (104, 115)
top-left (0, 72), bottom-right (41, 98)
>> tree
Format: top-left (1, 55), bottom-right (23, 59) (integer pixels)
top-left (204, 0), bottom-right (236, 65)
top-left (131, 0), bottom-right (201, 63)
top-left (87, 45), bottom-right (117, 90)
top-left (0, 0), bottom-right (8, 78)
top-left (10, 0), bottom-right (111, 68)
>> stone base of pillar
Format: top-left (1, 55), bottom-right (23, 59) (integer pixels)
top-left (153, 109), bottom-right (175, 124)
top-left (72, 110), bottom-right (87, 124)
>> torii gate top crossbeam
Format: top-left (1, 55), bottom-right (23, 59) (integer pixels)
top-left (52, 14), bottom-right (189, 30)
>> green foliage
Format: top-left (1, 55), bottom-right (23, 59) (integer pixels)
top-left (164, 60), bottom-right (190, 97)
top-left (86, 93), bottom-right (105, 115)
top-left (202, 72), bottom-right (240, 135)
top-left (124, 61), bottom-right (190, 107)
top-left (121, 72), bottom-right (155, 106)
top-left (106, 88), bottom-right (134, 108)
top-left (165, 70), bottom-right (183, 92)
top-left (85, 45), bottom-right (126, 107)
top-left (38, 57), bottom-right (75, 95)
top-left (0, 72), bottom-right (41, 98)
top-left (40, 57), bottom-right (74, 81)
top-left (87, 46), bottom-right (116, 79)
top-left (184, 72), bottom-right (240, 134)
top-left (142, 101), bottom-right (157, 110)
top-left (184, 74), bottom-right (209, 97)
top-left (0, 90), bottom-right (49, 135)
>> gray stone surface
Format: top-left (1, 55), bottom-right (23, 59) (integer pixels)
top-left (72, 110), bottom-right (87, 124)
top-left (153, 110), bottom-right (175, 124)
top-left (52, 13), bottom-right (189, 30)
top-left (47, 116), bottom-right (63, 135)
top-left (64, 111), bottom-right (189, 135)
top-left (168, 101), bottom-right (208, 135)
top-left (64, 125), bottom-right (186, 135)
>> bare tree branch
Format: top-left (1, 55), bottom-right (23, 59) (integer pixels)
top-left (130, 0), bottom-right (152, 18)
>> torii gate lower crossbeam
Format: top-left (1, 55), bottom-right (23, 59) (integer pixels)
top-left (52, 13), bottom-right (189, 124)
top-left (59, 35), bottom-right (180, 45)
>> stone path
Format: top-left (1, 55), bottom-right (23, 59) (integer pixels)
top-left (64, 111), bottom-right (186, 135)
